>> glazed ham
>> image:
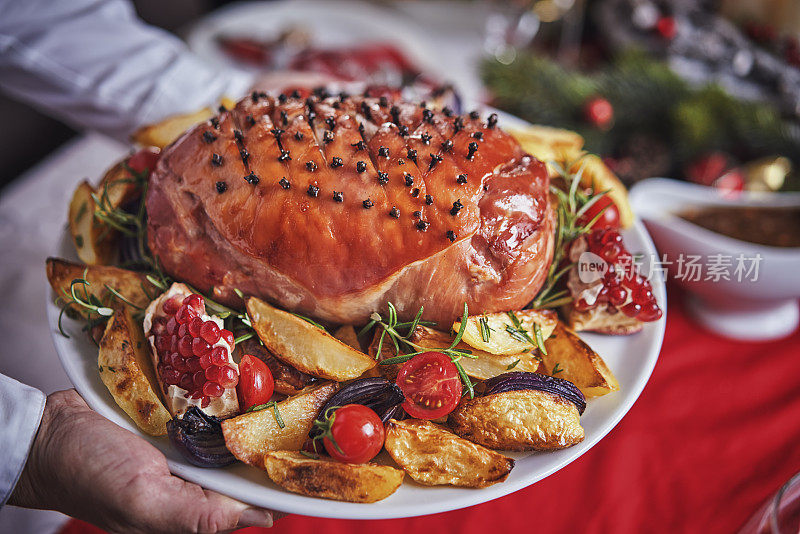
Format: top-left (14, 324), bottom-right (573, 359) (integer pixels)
top-left (146, 92), bottom-right (554, 325)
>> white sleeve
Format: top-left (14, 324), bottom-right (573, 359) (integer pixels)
top-left (0, 0), bottom-right (254, 140)
top-left (0, 374), bottom-right (45, 507)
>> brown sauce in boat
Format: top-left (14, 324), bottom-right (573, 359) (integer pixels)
top-left (679, 206), bottom-right (800, 248)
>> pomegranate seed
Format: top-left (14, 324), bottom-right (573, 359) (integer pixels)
top-left (157, 362), bottom-right (167, 376)
top-left (155, 335), bottom-right (170, 353)
top-left (151, 317), bottom-right (167, 336)
top-left (621, 302), bottom-right (642, 318)
top-left (639, 302), bottom-right (663, 322)
top-left (167, 352), bottom-right (182, 368)
top-left (600, 230), bottom-right (622, 245)
top-left (178, 335), bottom-right (194, 358)
top-left (177, 323), bottom-right (189, 338)
top-left (200, 321), bottom-right (221, 345)
top-left (192, 337), bottom-right (211, 356)
top-left (217, 365), bottom-right (239, 388)
top-left (190, 389), bottom-right (204, 400)
top-left (169, 335), bottom-right (179, 353)
top-left (188, 316), bottom-right (204, 338)
top-left (193, 370), bottom-right (206, 389)
top-left (166, 316), bottom-right (178, 336)
top-left (200, 396), bottom-right (211, 408)
top-left (608, 286), bottom-right (628, 307)
top-left (574, 297), bottom-right (592, 312)
top-left (601, 243), bottom-right (621, 262)
top-left (211, 346), bottom-right (228, 366)
top-left (203, 381), bottom-right (224, 398)
top-left (220, 329), bottom-right (234, 347)
top-left (186, 357), bottom-right (202, 373)
top-left (633, 286), bottom-right (653, 303)
top-left (175, 304), bottom-right (197, 325)
top-left (179, 373), bottom-right (194, 391)
top-left (597, 286), bottom-right (609, 302)
top-left (182, 294), bottom-right (205, 316)
top-left (162, 296), bottom-right (182, 315)
top-left (163, 368), bottom-right (181, 385)
top-left (205, 366), bottom-right (221, 382)
top-left (199, 352), bottom-right (213, 369)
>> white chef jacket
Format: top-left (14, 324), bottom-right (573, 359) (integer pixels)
top-left (0, 0), bottom-right (253, 516)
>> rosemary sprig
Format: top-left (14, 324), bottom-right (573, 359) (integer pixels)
top-left (552, 363), bottom-right (564, 375)
top-left (369, 303), bottom-right (477, 398)
top-left (478, 316), bottom-right (492, 342)
top-left (532, 157), bottom-right (612, 309)
top-left (245, 401), bottom-right (285, 428)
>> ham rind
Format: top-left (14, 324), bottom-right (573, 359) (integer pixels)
top-left (146, 93), bottom-right (554, 326)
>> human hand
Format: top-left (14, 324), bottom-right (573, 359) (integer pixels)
top-left (9, 389), bottom-right (275, 534)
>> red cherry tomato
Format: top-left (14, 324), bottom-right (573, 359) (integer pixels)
top-left (127, 147), bottom-right (160, 175)
top-left (322, 404), bottom-right (384, 464)
top-left (396, 351), bottom-right (461, 420)
top-left (578, 194), bottom-right (621, 230)
top-left (236, 354), bottom-right (274, 411)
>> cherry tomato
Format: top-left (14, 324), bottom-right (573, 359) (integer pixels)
top-left (321, 404), bottom-right (384, 464)
top-left (396, 351), bottom-right (461, 420)
top-left (127, 147), bottom-right (160, 175)
top-left (236, 354), bottom-right (274, 411)
top-left (578, 194), bottom-right (621, 230)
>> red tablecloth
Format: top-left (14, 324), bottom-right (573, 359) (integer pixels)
top-left (60, 289), bottom-right (800, 534)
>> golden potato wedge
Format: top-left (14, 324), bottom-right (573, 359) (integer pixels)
top-left (221, 382), bottom-right (338, 466)
top-left (47, 257), bottom-right (160, 317)
top-left (448, 389), bottom-right (584, 451)
top-left (97, 160), bottom-right (144, 210)
top-left (333, 325), bottom-right (361, 350)
top-left (561, 302), bottom-right (643, 335)
top-left (98, 307), bottom-right (170, 436)
top-left (541, 322), bottom-right (620, 398)
top-left (509, 125), bottom-right (584, 174)
top-left (246, 297), bottom-right (376, 381)
top-left (69, 181), bottom-right (116, 265)
top-left (570, 154), bottom-right (634, 229)
top-left (263, 451), bottom-right (404, 503)
top-left (131, 107), bottom-right (214, 149)
top-left (384, 419), bottom-right (513, 488)
top-left (369, 325), bottom-right (540, 381)
top-left (454, 309), bottom-right (557, 356)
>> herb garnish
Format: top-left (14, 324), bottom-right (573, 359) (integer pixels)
top-left (245, 401), bottom-right (285, 428)
top-left (507, 359), bottom-right (520, 370)
top-left (552, 363), bottom-right (564, 375)
top-left (478, 316), bottom-right (492, 343)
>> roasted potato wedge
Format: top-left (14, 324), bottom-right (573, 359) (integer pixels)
top-left (509, 125), bottom-right (584, 174)
top-left (562, 302), bottom-right (643, 335)
top-left (246, 297), bottom-right (376, 381)
top-left (97, 160), bottom-right (144, 209)
top-left (448, 390), bottom-right (584, 451)
top-left (541, 322), bottom-right (620, 398)
top-left (263, 451), bottom-right (404, 503)
top-left (221, 382), bottom-right (338, 466)
top-left (68, 181), bottom-right (115, 265)
top-left (570, 154), bottom-right (634, 229)
top-left (46, 258), bottom-right (159, 317)
top-left (384, 419), bottom-right (514, 488)
top-left (370, 325), bottom-right (539, 381)
top-left (98, 307), bottom-right (170, 436)
top-left (454, 310), bottom-right (557, 356)
top-left (131, 107), bottom-right (214, 149)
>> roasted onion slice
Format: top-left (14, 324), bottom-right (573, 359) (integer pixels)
top-left (167, 407), bottom-right (235, 467)
top-left (483, 372), bottom-right (586, 415)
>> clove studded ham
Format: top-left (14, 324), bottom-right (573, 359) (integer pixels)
top-left (146, 92), bottom-right (554, 325)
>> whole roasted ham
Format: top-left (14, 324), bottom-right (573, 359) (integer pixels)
top-left (146, 91), bottom-right (554, 325)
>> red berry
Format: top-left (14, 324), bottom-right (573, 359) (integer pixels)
top-left (199, 352), bottom-right (213, 369)
top-left (584, 96), bottom-right (614, 130)
top-left (193, 370), bottom-right (206, 389)
top-left (608, 286), bottom-right (628, 307)
top-left (162, 296), bottom-right (182, 315)
top-left (165, 316), bottom-right (178, 336)
top-left (182, 294), bottom-right (205, 316)
top-left (203, 381), bottom-right (224, 398)
top-left (167, 351), bottom-right (181, 368)
top-left (175, 304), bottom-right (197, 325)
top-left (633, 286), bottom-right (653, 303)
top-left (192, 337), bottom-right (211, 357)
top-left (205, 365), bottom-right (221, 382)
top-left (622, 302), bottom-right (642, 318)
top-left (639, 302), bottom-right (663, 322)
top-left (155, 335), bottom-right (170, 353)
top-left (163, 368), bottom-right (181, 386)
top-left (186, 357), bottom-right (202, 373)
top-left (169, 335), bottom-right (179, 353)
top-left (200, 321), bottom-right (221, 345)
top-left (190, 389), bottom-right (203, 400)
top-left (220, 329), bottom-right (234, 347)
top-left (188, 316), bottom-right (204, 338)
top-left (656, 15), bottom-right (676, 40)
top-left (200, 396), bottom-right (211, 408)
top-left (601, 243), bottom-right (621, 262)
top-left (178, 336), bottom-right (193, 358)
top-left (218, 366), bottom-right (239, 388)
top-left (177, 323), bottom-right (188, 339)
top-left (211, 346), bottom-right (228, 366)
